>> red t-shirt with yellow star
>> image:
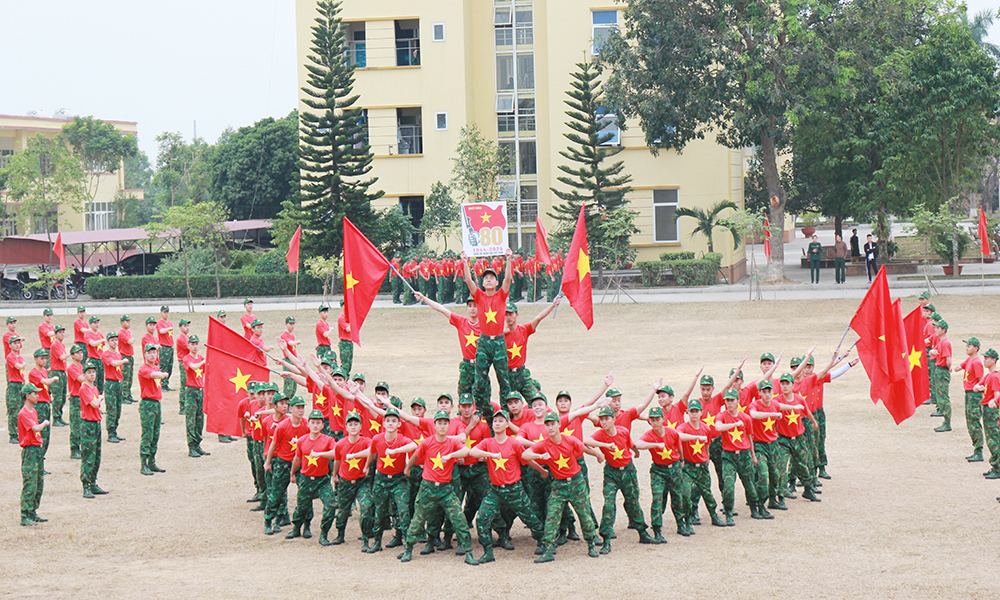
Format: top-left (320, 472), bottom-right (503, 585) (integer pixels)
top-left (400, 416), bottom-right (434, 447)
top-left (360, 409), bottom-right (384, 439)
top-left (718, 410), bottom-right (753, 452)
top-left (530, 434), bottom-right (584, 480)
top-left (776, 393), bottom-right (807, 438)
top-left (591, 425), bottom-right (634, 468)
top-left (18, 406), bottom-right (42, 447)
top-left (271, 417), bottom-right (309, 462)
top-left (103, 350), bottom-right (124, 382)
top-left (176, 334), bottom-right (190, 364)
top-left (315, 319), bottom-right (332, 347)
top-left (473, 288), bottom-right (508, 337)
top-left (961, 356), bottom-right (985, 392)
top-left (118, 328), bottom-right (133, 357)
top-left (558, 414), bottom-right (587, 441)
top-left (74, 318), bottom-right (88, 344)
top-left (453, 416), bottom-right (490, 465)
top-left (237, 395), bottom-right (252, 437)
top-left (182, 354), bottom-right (204, 388)
top-left (518, 420), bottom-right (548, 446)
top-left (137, 363), bottom-right (162, 400)
top-left (748, 398), bottom-right (781, 443)
top-left (156, 319), bottom-right (174, 346)
top-left (80, 383), bottom-right (102, 422)
top-left (49, 340), bottom-right (67, 372)
top-left (369, 432), bottom-right (414, 475)
top-left (795, 373), bottom-right (830, 412)
top-left (699, 393), bottom-right (725, 440)
top-left (934, 338), bottom-right (952, 368)
top-left (982, 370), bottom-right (1000, 406)
top-left (614, 406), bottom-right (640, 434)
top-left (415, 436), bottom-right (465, 482)
top-left (84, 330), bottom-right (105, 360)
top-left (504, 323), bottom-right (535, 369)
top-left (475, 435), bottom-right (524, 485)
top-left (28, 367), bottom-right (51, 403)
top-left (297, 433), bottom-right (336, 477)
top-left (677, 421), bottom-right (710, 463)
top-left (279, 331), bottom-right (297, 357)
top-left (338, 314), bottom-right (351, 342)
top-left (306, 378), bottom-right (335, 423)
top-left (67, 362), bottom-right (84, 397)
top-left (6, 352), bottom-right (24, 383)
top-left (639, 427), bottom-right (681, 466)
top-left (334, 436), bottom-right (371, 480)
top-left (511, 408), bottom-right (534, 430)
top-left (38, 322), bottom-right (54, 350)
top-left (247, 400), bottom-right (267, 442)
top-left (262, 414), bottom-right (282, 457)
top-left (448, 313), bottom-right (480, 361)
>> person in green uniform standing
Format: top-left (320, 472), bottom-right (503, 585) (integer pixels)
top-left (808, 235), bottom-right (823, 284)
top-left (18, 383), bottom-right (49, 526)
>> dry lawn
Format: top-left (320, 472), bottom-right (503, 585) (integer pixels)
top-left (2, 296), bottom-right (1000, 599)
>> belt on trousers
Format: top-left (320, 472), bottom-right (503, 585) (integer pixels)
top-left (462, 359), bottom-right (475, 364)
top-left (494, 482), bottom-right (520, 489)
top-left (510, 366), bottom-right (526, 373)
top-left (607, 463), bottom-right (629, 471)
top-left (479, 334), bottom-right (504, 340)
top-left (683, 460), bottom-right (705, 467)
top-left (726, 449), bottom-right (749, 456)
top-left (379, 472), bottom-right (401, 479)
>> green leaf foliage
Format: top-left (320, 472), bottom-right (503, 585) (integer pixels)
top-left (87, 273), bottom-right (323, 300)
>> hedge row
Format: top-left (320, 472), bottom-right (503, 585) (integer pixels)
top-left (636, 253), bottom-right (723, 287)
top-left (87, 274), bottom-right (326, 299)
top-left (659, 251), bottom-right (696, 261)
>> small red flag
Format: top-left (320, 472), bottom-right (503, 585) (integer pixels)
top-left (763, 219), bottom-right (771, 259)
top-left (979, 206), bottom-right (990, 256)
top-left (204, 342), bottom-right (270, 437)
top-left (54, 233), bottom-right (66, 271)
top-left (535, 216), bottom-right (552, 266)
top-left (286, 225), bottom-right (302, 273)
top-left (343, 218), bottom-right (391, 345)
top-left (903, 306), bottom-right (931, 407)
top-left (560, 206), bottom-right (594, 330)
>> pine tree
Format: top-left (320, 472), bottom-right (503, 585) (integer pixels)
top-left (549, 60), bottom-right (633, 267)
top-left (283, 0), bottom-right (382, 257)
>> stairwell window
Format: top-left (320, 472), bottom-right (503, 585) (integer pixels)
top-left (653, 189), bottom-right (679, 243)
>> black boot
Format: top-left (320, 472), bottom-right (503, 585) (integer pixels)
top-left (302, 522), bottom-right (312, 539)
top-left (331, 527), bottom-right (346, 545)
top-left (285, 522), bottom-right (302, 539)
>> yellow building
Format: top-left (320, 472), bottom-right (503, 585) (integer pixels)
top-left (0, 113), bottom-right (141, 235)
top-left (295, 0), bottom-right (748, 281)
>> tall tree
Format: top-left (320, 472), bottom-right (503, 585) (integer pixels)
top-left (152, 132), bottom-right (213, 207)
top-left (422, 181), bottom-right (459, 250)
top-left (61, 116), bottom-right (138, 213)
top-left (549, 60), bottom-right (633, 268)
top-left (282, 0), bottom-right (382, 258)
top-left (602, 0), bottom-right (836, 280)
top-left (450, 124), bottom-right (504, 204)
top-left (144, 201), bottom-right (229, 308)
top-left (0, 135), bottom-right (85, 236)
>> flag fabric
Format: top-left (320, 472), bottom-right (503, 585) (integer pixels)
top-left (560, 206), bottom-right (594, 330)
top-left (979, 206), bottom-right (991, 256)
top-left (286, 225), bottom-right (302, 273)
top-left (54, 233), bottom-right (66, 271)
top-left (343, 218), bottom-right (391, 345)
top-left (903, 306), bottom-right (931, 407)
top-left (207, 316), bottom-right (264, 366)
top-left (763, 219), bottom-right (771, 259)
top-left (849, 267), bottom-right (916, 424)
top-left (204, 343), bottom-right (270, 437)
top-left (535, 216), bottom-right (552, 266)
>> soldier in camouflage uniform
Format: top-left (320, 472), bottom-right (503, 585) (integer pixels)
top-left (18, 383), bottom-right (48, 526)
top-left (101, 333), bottom-right (126, 444)
top-left (976, 348), bottom-right (1000, 479)
top-left (678, 399), bottom-right (726, 527)
top-left (503, 298), bottom-right (559, 401)
top-left (330, 412), bottom-right (374, 545)
top-left (361, 406), bottom-right (417, 553)
top-left (412, 292), bottom-right (482, 397)
top-left (955, 337), bottom-right (985, 461)
top-left (288, 410), bottom-right (339, 545)
top-left (715, 389), bottom-right (768, 524)
top-left (49, 325), bottom-right (69, 426)
top-left (929, 320), bottom-right (953, 432)
top-left (79, 359), bottom-right (108, 499)
top-left (772, 373), bottom-right (821, 502)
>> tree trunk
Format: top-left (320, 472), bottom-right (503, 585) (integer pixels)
top-left (214, 249), bottom-right (222, 299)
top-left (834, 215), bottom-right (843, 240)
top-left (183, 252), bottom-right (193, 312)
top-left (875, 211), bottom-right (890, 265)
top-left (760, 133), bottom-right (786, 281)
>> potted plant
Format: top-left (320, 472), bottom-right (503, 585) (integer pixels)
top-left (934, 229), bottom-right (971, 275)
top-left (799, 212), bottom-right (820, 238)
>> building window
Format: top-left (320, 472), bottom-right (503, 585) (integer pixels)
top-left (86, 201), bottom-right (113, 231)
top-left (518, 141), bottom-right (536, 175)
top-left (495, 27), bottom-right (513, 47)
top-left (518, 184), bottom-right (538, 223)
top-left (0, 149), bottom-right (13, 169)
top-left (497, 54), bottom-right (515, 91)
top-left (395, 19), bottom-right (420, 66)
top-left (653, 189), bottom-right (679, 243)
top-left (354, 109), bottom-right (369, 150)
top-left (399, 196), bottom-right (425, 246)
top-left (432, 22), bottom-right (446, 42)
top-left (498, 114), bottom-right (516, 135)
top-left (434, 112), bottom-right (448, 131)
top-left (499, 181), bottom-right (517, 201)
top-left (347, 24), bottom-right (367, 67)
top-left (515, 6), bottom-right (533, 45)
top-left (0, 218), bottom-right (17, 237)
top-left (516, 53), bottom-right (534, 90)
top-left (499, 141), bottom-right (516, 175)
top-left (494, 6), bottom-right (513, 25)
top-left (509, 231), bottom-right (535, 252)
top-left (396, 107), bottom-right (423, 155)
top-left (592, 10), bottom-right (617, 55)
top-left (517, 97), bottom-right (535, 132)
top-left (597, 108), bottom-right (621, 146)
top-left (496, 93), bottom-right (514, 113)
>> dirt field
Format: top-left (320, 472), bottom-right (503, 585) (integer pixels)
top-left (2, 296), bottom-right (1000, 599)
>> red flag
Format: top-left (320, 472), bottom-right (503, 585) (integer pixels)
top-left (207, 316), bottom-right (264, 366)
top-left (343, 217), bottom-right (391, 345)
top-left (560, 206), bottom-right (594, 330)
top-left (286, 225), bottom-right (302, 273)
top-left (763, 219), bottom-right (771, 258)
top-left (535, 216), bottom-right (552, 266)
top-left (849, 268), bottom-right (915, 423)
top-left (979, 206), bottom-right (990, 256)
top-left (54, 233), bottom-right (66, 271)
top-left (903, 306), bottom-right (931, 407)
top-left (204, 343), bottom-right (270, 437)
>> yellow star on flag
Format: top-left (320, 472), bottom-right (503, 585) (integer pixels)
top-left (786, 412), bottom-right (800, 425)
top-left (578, 248), bottom-right (590, 282)
top-left (703, 412), bottom-right (717, 427)
top-left (480, 212), bottom-right (492, 225)
top-left (369, 420), bottom-right (382, 433)
top-left (463, 331), bottom-right (479, 348)
top-left (908, 347), bottom-right (922, 370)
top-left (485, 308), bottom-right (498, 324)
top-left (314, 393), bottom-right (327, 407)
top-left (331, 404), bottom-right (342, 416)
top-left (230, 368), bottom-right (251, 394)
top-left (345, 457), bottom-right (361, 471)
top-left (763, 418), bottom-right (775, 432)
top-left (690, 439), bottom-right (706, 456)
top-left (430, 452), bottom-right (446, 471)
top-left (345, 273), bottom-right (359, 291)
top-left (492, 456), bottom-right (509, 471)
top-left (729, 428), bottom-right (744, 443)
top-left (658, 447), bottom-right (673, 461)
top-left (553, 454), bottom-right (571, 470)
top-left (507, 344), bottom-right (522, 360)
top-left (305, 455), bottom-right (320, 468)
top-left (380, 454), bottom-right (397, 468)
top-left (609, 444), bottom-right (626, 460)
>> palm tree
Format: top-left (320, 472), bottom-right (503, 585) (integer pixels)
top-left (960, 8), bottom-right (1000, 61)
top-left (673, 199), bottom-right (741, 253)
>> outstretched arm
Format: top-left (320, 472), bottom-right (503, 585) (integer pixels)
top-left (529, 296), bottom-right (561, 330)
top-left (719, 357), bottom-right (748, 393)
top-left (633, 378), bottom-right (662, 418)
top-left (582, 372), bottom-right (615, 407)
top-left (461, 252), bottom-right (479, 295)
top-left (415, 292), bottom-right (453, 319)
top-left (792, 345), bottom-right (817, 379)
top-left (501, 248), bottom-right (513, 294)
top-left (678, 366), bottom-right (705, 404)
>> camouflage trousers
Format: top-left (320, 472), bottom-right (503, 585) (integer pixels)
top-left (473, 336), bottom-right (509, 421)
top-left (104, 380), bottom-right (122, 438)
top-left (965, 391), bottom-right (984, 452)
top-left (292, 473), bottom-right (336, 534)
top-left (69, 396), bottom-right (81, 454)
top-left (983, 406), bottom-right (1000, 469)
top-left (931, 365), bottom-right (951, 421)
top-left (50, 370), bottom-right (66, 421)
top-left (511, 273), bottom-right (524, 302)
top-left (458, 359), bottom-right (477, 396)
top-left (600, 462), bottom-right (648, 538)
top-left (80, 419), bottom-right (102, 487)
top-left (801, 419), bottom-right (819, 478)
top-left (403, 280), bottom-right (417, 305)
top-left (721, 449), bottom-right (759, 512)
top-left (407, 479), bottom-right (472, 549)
top-left (427, 463), bottom-right (488, 536)
top-left (35, 402), bottom-right (51, 457)
top-left (335, 477), bottom-right (373, 533)
top-left (508, 366), bottom-right (539, 402)
top-left (264, 456), bottom-right (292, 522)
top-left (753, 441), bottom-right (780, 501)
top-left (775, 434), bottom-right (815, 493)
top-left (93, 360), bottom-right (105, 395)
top-left (121, 356), bottom-right (135, 403)
top-left (683, 460), bottom-right (718, 516)
top-left (391, 274), bottom-right (403, 304)
top-left (542, 472), bottom-right (598, 547)
top-left (159, 346), bottom-right (173, 390)
top-left (185, 386), bottom-right (204, 450)
top-left (456, 279), bottom-right (470, 304)
top-left (927, 349), bottom-right (937, 406)
top-left (246, 437), bottom-right (266, 495)
top-left (814, 407), bottom-right (828, 468)
top-left (179, 359), bottom-right (187, 413)
top-left (476, 480), bottom-right (544, 547)
top-left (439, 276), bottom-right (456, 305)
top-left (21, 445), bottom-right (44, 519)
top-left (709, 437), bottom-right (725, 493)
top-left (370, 471), bottom-right (410, 537)
top-left (338, 340), bottom-right (354, 377)
top-left (546, 274), bottom-right (560, 302)
top-left (316, 345), bottom-right (337, 368)
top-left (139, 399), bottom-right (161, 459)
top-left (6, 383), bottom-right (21, 443)
top-left (282, 358), bottom-right (297, 399)
top-left (649, 461), bottom-right (689, 530)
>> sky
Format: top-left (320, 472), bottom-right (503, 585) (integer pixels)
top-left (0, 0), bottom-right (998, 165)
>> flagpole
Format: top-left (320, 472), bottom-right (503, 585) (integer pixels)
top-left (295, 270), bottom-right (300, 311)
top-left (834, 323), bottom-right (852, 355)
top-left (389, 263), bottom-right (419, 296)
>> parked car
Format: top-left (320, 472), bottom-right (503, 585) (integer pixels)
top-left (115, 253), bottom-right (169, 276)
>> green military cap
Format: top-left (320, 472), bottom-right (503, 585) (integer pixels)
top-left (179, 319), bottom-right (191, 326)
top-left (936, 320), bottom-right (949, 331)
top-left (723, 389), bottom-right (739, 400)
top-left (964, 337), bottom-right (981, 348)
top-left (121, 315), bottom-right (131, 322)
top-left (556, 390), bottom-right (572, 401)
top-left (375, 381), bottom-right (390, 392)
top-left (918, 291), bottom-right (931, 299)
top-left (88, 316), bottom-right (100, 323)
top-left (924, 304), bottom-right (936, 312)
top-left (20, 382), bottom-right (42, 396)
top-left (493, 410), bottom-right (510, 421)
top-left (143, 343), bottom-right (158, 352)
top-left (8, 335), bottom-right (21, 343)
top-left (188, 335), bottom-right (199, 343)
top-left (410, 397), bottom-right (426, 408)
top-left (779, 372), bottom-right (795, 383)
top-left (760, 352), bottom-right (776, 363)
top-left (597, 406), bottom-right (615, 418)
top-left (83, 359), bottom-right (100, 371)
top-left (160, 306), bottom-right (170, 312)
top-left (433, 409), bottom-right (451, 421)
top-left (505, 300), bottom-right (518, 313)
top-left (251, 319), bottom-right (263, 328)
top-left (330, 367), bottom-right (346, 378)
top-left (71, 343), bottom-right (86, 354)
top-left (458, 392), bottom-right (474, 405)
top-left (273, 393), bottom-right (288, 403)
top-left (266, 382), bottom-right (280, 392)
top-left (352, 373), bottom-right (366, 383)
top-left (54, 324), bottom-right (65, 332)
top-left (790, 356), bottom-right (802, 368)
top-left (806, 355), bottom-right (815, 365)
top-left (106, 332), bottom-right (117, 340)
top-left (319, 305), bottom-right (330, 312)
top-left (42, 308), bottom-right (53, 316)
top-left (482, 267), bottom-right (498, 279)
top-left (688, 399), bottom-right (703, 411)
top-left (984, 348), bottom-right (999, 360)
top-left (320, 356), bottom-right (335, 367)
top-left (384, 406), bottom-right (401, 419)
top-left (648, 406), bottom-right (664, 418)
top-left (247, 381), bottom-right (259, 393)
top-left (390, 395), bottom-right (402, 409)
top-left (729, 369), bottom-right (744, 380)
top-left (930, 312), bottom-right (942, 322)
top-left (285, 316), bottom-right (296, 324)
top-left (33, 348), bottom-right (49, 358)
top-left (437, 393), bottom-right (454, 403)
top-left (346, 411), bottom-right (363, 423)
top-left (504, 390), bottom-right (524, 402)
top-left (758, 379), bottom-right (773, 390)
top-left (543, 410), bottom-right (560, 423)
top-left (656, 385), bottom-right (674, 395)
top-left (465, 298), bottom-right (476, 306)
top-left (244, 298), bottom-right (254, 305)
top-left (605, 388), bottom-right (622, 398)
top-left (308, 409), bottom-right (324, 420)
top-left (530, 392), bottom-right (548, 405)
top-left (5, 317), bottom-right (15, 323)
top-left (145, 317), bottom-right (156, 325)
top-left (77, 306), bottom-right (86, 313)
top-left (700, 375), bottom-right (714, 386)
top-left (217, 310), bottom-right (227, 318)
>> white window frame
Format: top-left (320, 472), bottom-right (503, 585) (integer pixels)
top-left (592, 10), bottom-right (618, 55)
top-left (494, 7), bottom-right (513, 25)
top-left (496, 93), bottom-right (515, 113)
top-left (434, 111), bottom-right (448, 131)
top-left (596, 108), bottom-right (621, 146)
top-left (653, 189), bottom-right (680, 243)
top-left (432, 22), bottom-right (446, 42)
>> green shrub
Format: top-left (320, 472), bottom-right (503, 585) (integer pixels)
top-left (637, 261), bottom-right (667, 286)
top-left (88, 273), bottom-right (324, 299)
top-left (254, 250), bottom-right (288, 274)
top-left (659, 251), bottom-right (695, 261)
